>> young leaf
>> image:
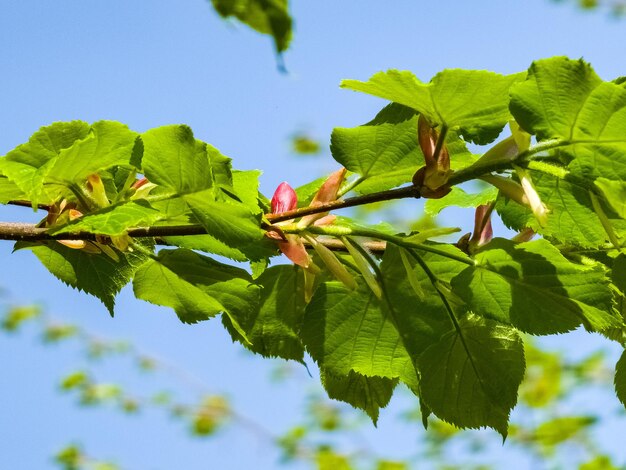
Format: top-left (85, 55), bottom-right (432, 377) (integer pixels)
top-left (47, 200), bottom-right (163, 237)
top-left (341, 69), bottom-right (524, 144)
top-left (511, 57), bottom-right (626, 182)
top-left (46, 121), bottom-right (138, 186)
top-left (418, 314), bottom-right (525, 437)
top-left (0, 121), bottom-right (90, 205)
top-left (0, 176), bottom-right (26, 203)
top-left (330, 103), bottom-right (473, 194)
top-left (141, 125), bottom-right (212, 194)
top-left (184, 192), bottom-right (273, 262)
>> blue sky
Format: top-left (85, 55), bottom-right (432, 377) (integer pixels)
top-left (2, 1), bottom-right (626, 469)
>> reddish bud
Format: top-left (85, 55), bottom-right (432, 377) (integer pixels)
top-left (132, 177), bottom-right (149, 190)
top-left (310, 168), bottom-right (347, 206)
top-left (470, 204), bottom-right (494, 249)
top-left (68, 209), bottom-right (83, 221)
top-left (413, 115), bottom-right (451, 197)
top-left (271, 182), bottom-right (298, 215)
top-left (278, 234), bottom-right (311, 268)
top-left (299, 168), bottom-right (347, 227)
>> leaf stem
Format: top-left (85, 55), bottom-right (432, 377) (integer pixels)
top-left (406, 249), bottom-right (462, 332)
top-left (299, 225), bottom-right (474, 266)
top-left (433, 124), bottom-right (448, 163)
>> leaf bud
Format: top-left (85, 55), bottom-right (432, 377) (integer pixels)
top-left (469, 204), bottom-right (494, 249)
top-left (271, 182), bottom-right (298, 214)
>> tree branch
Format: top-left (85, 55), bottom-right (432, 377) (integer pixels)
top-left (265, 184), bottom-right (421, 223)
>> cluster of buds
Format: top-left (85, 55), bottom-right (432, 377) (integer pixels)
top-left (46, 173), bottom-right (151, 260)
top-left (267, 169), bottom-right (383, 301)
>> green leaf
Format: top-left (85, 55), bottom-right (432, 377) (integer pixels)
top-left (211, 0), bottom-right (293, 53)
top-left (330, 104), bottom-right (422, 193)
top-left (330, 103), bottom-right (474, 194)
top-left (510, 57), bottom-right (626, 182)
top-left (184, 191), bottom-right (273, 261)
top-left (47, 121), bottom-right (138, 185)
top-left (511, 57), bottom-right (603, 141)
top-left (418, 314), bottom-right (525, 437)
top-left (341, 69), bottom-right (524, 144)
top-left (425, 186), bottom-right (498, 216)
top-left (21, 241), bottom-right (148, 315)
top-left (141, 125), bottom-right (212, 194)
top-left (451, 238), bottom-right (619, 334)
top-left (496, 171), bottom-right (626, 248)
top-left (133, 249), bottom-right (259, 329)
top-left (615, 349), bottom-right (626, 407)
top-left (223, 265), bottom-right (306, 361)
top-left (301, 282), bottom-right (419, 389)
top-left (379, 243), bottom-right (468, 361)
top-left (321, 369), bottom-right (396, 425)
top-left (534, 416), bottom-right (596, 447)
top-left (0, 176), bottom-right (26, 203)
top-left (0, 121), bottom-right (90, 204)
top-left (596, 177), bottom-right (626, 218)
top-left (48, 200), bottom-right (163, 236)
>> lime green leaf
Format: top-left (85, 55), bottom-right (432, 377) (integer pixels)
top-left (0, 121), bottom-right (90, 204)
top-left (376, 462), bottom-right (407, 470)
top-left (0, 176), bottom-right (26, 203)
top-left (316, 449), bottom-right (352, 470)
top-left (184, 192), bottom-right (272, 261)
top-left (223, 265), bottom-right (306, 361)
top-left (211, 0), bottom-right (292, 53)
top-left (511, 57), bottom-right (603, 141)
top-left (330, 103), bottom-right (474, 194)
top-left (48, 200), bottom-right (163, 236)
top-left (418, 314), bottom-right (524, 437)
top-left (1, 305), bottom-right (41, 332)
top-left (451, 238), bottom-right (619, 334)
top-left (321, 369), bottom-right (396, 425)
top-left (207, 143), bottom-right (234, 191)
top-left (133, 249), bottom-right (259, 328)
top-left (580, 456), bottom-right (620, 470)
top-left (511, 57), bottom-right (626, 182)
top-left (232, 169), bottom-right (263, 213)
top-left (47, 121), bottom-right (138, 185)
top-left (534, 416), bottom-right (596, 447)
top-left (425, 186), bottom-right (498, 216)
top-left (330, 104), bottom-right (422, 192)
top-left (21, 241), bottom-right (148, 315)
top-left (341, 69), bottom-right (524, 144)
top-left (141, 125), bottom-right (211, 193)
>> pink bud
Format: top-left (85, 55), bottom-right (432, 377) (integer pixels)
top-left (271, 182), bottom-right (298, 215)
top-left (278, 234), bottom-right (311, 268)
